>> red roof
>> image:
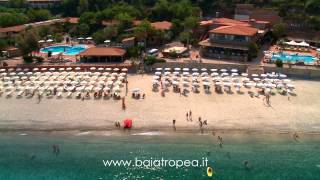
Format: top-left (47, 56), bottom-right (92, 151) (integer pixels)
top-left (151, 21), bottom-right (172, 30)
top-left (209, 25), bottom-right (258, 36)
top-left (0, 25), bottom-right (25, 33)
top-left (65, 17), bottom-right (79, 24)
top-left (213, 18), bottom-right (251, 27)
top-left (79, 47), bottom-right (126, 57)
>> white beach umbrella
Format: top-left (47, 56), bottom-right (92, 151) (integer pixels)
top-left (164, 71), bottom-right (171, 76)
top-left (156, 68), bottom-right (163, 71)
top-left (113, 86), bottom-right (120, 92)
top-left (201, 72), bottom-right (208, 76)
top-left (215, 81), bottom-right (222, 85)
top-left (234, 82), bottom-right (242, 87)
top-left (155, 72), bottom-right (162, 75)
top-left (211, 72), bottom-right (219, 77)
top-left (9, 72), bottom-right (16, 76)
top-left (192, 68), bottom-right (198, 72)
top-left (121, 68), bottom-right (128, 72)
top-left (287, 84), bottom-right (295, 88)
top-left (210, 69), bottom-right (217, 72)
top-left (16, 68), bottom-right (22, 71)
top-left (221, 72), bottom-right (229, 77)
top-left (260, 74), bottom-right (267, 78)
top-left (105, 68), bottom-right (112, 71)
top-left (113, 68), bottom-right (120, 71)
top-left (152, 79), bottom-right (159, 84)
top-left (279, 74), bottom-right (287, 78)
top-left (172, 81), bottom-right (179, 85)
top-left (241, 73), bottom-right (248, 77)
top-left (174, 68), bottom-right (181, 71)
top-left (90, 67), bottom-right (96, 71)
top-left (183, 68), bottom-right (189, 72)
top-left (231, 69), bottom-right (238, 73)
top-left (0, 69), bottom-right (6, 72)
top-left (59, 68), bottom-right (65, 71)
top-left (173, 71), bottom-right (180, 75)
top-left (192, 72), bottom-right (199, 76)
top-left (203, 81), bottom-right (211, 86)
top-left (201, 68), bottom-right (207, 72)
top-left (183, 72), bottom-right (189, 76)
top-left (252, 74), bottom-right (259, 77)
top-left (66, 67), bottom-right (73, 71)
top-left (33, 68), bottom-right (39, 72)
top-left (253, 78), bottom-right (260, 82)
top-left (283, 79), bottom-right (291, 83)
top-left (220, 69), bottom-right (227, 72)
top-left (75, 67), bottom-right (81, 71)
top-left (231, 73), bottom-right (239, 76)
top-left (164, 68), bottom-right (171, 71)
top-left (49, 68), bottom-right (56, 71)
top-left (17, 72), bottom-right (24, 76)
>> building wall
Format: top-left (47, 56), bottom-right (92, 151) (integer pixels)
top-left (234, 14), bottom-right (250, 21)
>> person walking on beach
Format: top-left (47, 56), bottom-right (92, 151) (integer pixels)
top-left (218, 136), bottom-right (223, 148)
top-left (186, 113), bottom-right (189, 121)
top-left (172, 119), bottom-right (176, 131)
top-left (203, 119), bottom-right (207, 125)
top-left (293, 132), bottom-right (299, 141)
top-left (122, 97), bottom-right (126, 110)
top-left (37, 93), bottom-right (41, 103)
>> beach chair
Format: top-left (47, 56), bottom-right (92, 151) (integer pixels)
top-left (6, 91), bottom-right (13, 97)
top-left (17, 91), bottom-right (24, 97)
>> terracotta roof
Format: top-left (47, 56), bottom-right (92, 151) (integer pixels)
top-left (79, 47), bottom-right (126, 57)
top-left (122, 37), bottom-right (135, 42)
top-left (65, 17), bottom-right (79, 24)
top-left (213, 18), bottom-right (251, 27)
top-left (151, 21), bottom-right (172, 30)
top-left (209, 25), bottom-right (258, 36)
top-left (102, 20), bottom-right (120, 26)
top-left (134, 20), bottom-right (172, 30)
top-left (251, 9), bottom-right (282, 25)
top-left (0, 25), bottom-right (25, 33)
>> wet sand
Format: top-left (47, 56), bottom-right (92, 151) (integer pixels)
top-left (1, 75), bottom-right (320, 133)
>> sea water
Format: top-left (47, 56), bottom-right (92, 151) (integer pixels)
top-left (0, 132), bottom-right (320, 180)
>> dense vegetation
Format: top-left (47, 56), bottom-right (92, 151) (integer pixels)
top-left (0, 0), bottom-right (319, 55)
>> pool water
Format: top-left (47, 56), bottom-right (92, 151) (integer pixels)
top-left (40, 45), bottom-right (87, 55)
top-left (272, 52), bottom-right (316, 63)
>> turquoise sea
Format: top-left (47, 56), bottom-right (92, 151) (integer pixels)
top-left (0, 132), bottom-right (320, 180)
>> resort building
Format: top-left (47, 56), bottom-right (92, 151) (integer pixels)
top-left (199, 25), bottom-right (258, 61)
top-left (234, 4), bottom-right (282, 25)
top-left (78, 47), bottom-right (126, 63)
top-left (0, 18), bottom-right (78, 38)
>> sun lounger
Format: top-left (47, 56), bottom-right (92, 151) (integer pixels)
top-left (17, 91), bottom-right (24, 97)
top-left (6, 91), bottom-right (13, 97)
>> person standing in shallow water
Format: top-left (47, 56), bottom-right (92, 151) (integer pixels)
top-left (172, 119), bottom-right (176, 131)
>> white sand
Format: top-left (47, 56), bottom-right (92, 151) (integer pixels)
top-left (1, 75), bottom-right (320, 133)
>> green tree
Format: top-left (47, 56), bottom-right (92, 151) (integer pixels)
top-left (0, 12), bottom-right (29, 27)
top-left (27, 9), bottom-right (52, 22)
top-left (179, 31), bottom-right (191, 45)
top-left (77, 23), bottom-right (90, 36)
top-left (16, 29), bottom-right (39, 56)
top-left (133, 20), bottom-right (156, 48)
top-left (273, 23), bottom-right (286, 39)
top-left (248, 43), bottom-right (259, 61)
top-left (77, 0), bottom-right (89, 15)
top-left (8, 0), bottom-right (26, 8)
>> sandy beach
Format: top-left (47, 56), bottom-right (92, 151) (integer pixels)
top-left (1, 74), bottom-right (320, 133)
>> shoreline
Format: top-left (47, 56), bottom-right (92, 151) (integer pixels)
top-left (2, 126), bottom-right (320, 135)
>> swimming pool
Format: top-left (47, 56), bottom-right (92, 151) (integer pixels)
top-left (271, 52), bottom-right (316, 63)
top-left (40, 45), bottom-right (87, 55)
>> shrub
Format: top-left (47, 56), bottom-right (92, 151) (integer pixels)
top-left (144, 56), bottom-right (165, 65)
top-left (275, 59), bottom-right (283, 68)
top-left (23, 55), bottom-right (33, 64)
top-left (34, 56), bottom-right (44, 63)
